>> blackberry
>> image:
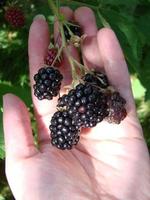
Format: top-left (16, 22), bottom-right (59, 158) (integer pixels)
top-left (63, 22), bottom-right (82, 41)
top-left (44, 48), bottom-right (60, 67)
top-left (49, 110), bottom-right (80, 150)
top-left (33, 66), bottom-right (63, 100)
top-left (5, 7), bottom-right (25, 28)
top-left (57, 83), bottom-right (108, 128)
top-left (106, 92), bottom-right (127, 124)
top-left (83, 71), bottom-right (109, 89)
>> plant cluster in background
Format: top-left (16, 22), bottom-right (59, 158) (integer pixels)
top-left (0, 0), bottom-right (150, 199)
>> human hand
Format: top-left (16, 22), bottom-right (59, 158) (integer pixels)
top-left (3, 7), bottom-right (150, 200)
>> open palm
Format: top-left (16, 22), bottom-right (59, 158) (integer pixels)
top-left (3, 7), bottom-right (150, 200)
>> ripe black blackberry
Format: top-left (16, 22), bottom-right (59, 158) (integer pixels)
top-left (82, 71), bottom-right (109, 89)
top-left (63, 22), bottom-right (82, 41)
top-left (106, 92), bottom-right (127, 124)
top-left (57, 83), bottom-right (108, 128)
top-left (33, 66), bottom-right (63, 100)
top-left (49, 110), bottom-right (80, 150)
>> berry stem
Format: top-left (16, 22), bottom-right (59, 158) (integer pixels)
top-left (48, 0), bottom-right (77, 81)
top-left (48, 0), bottom-right (65, 22)
top-left (60, 24), bottom-right (78, 85)
top-left (48, 0), bottom-right (59, 18)
top-left (51, 45), bottom-right (63, 66)
top-left (72, 57), bottom-right (90, 74)
top-left (48, 0), bottom-right (86, 86)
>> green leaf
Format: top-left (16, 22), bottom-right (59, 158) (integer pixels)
top-left (60, 0), bottom-right (99, 10)
top-left (135, 13), bottom-right (150, 45)
top-left (102, 0), bottom-right (138, 6)
top-left (0, 83), bottom-right (32, 107)
top-left (139, 49), bottom-right (150, 101)
top-left (101, 9), bottom-right (142, 73)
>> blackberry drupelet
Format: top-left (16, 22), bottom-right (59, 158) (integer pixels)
top-left (63, 22), bottom-right (82, 41)
top-left (57, 83), bottom-right (108, 128)
top-left (106, 92), bottom-right (127, 124)
top-left (83, 71), bottom-right (109, 89)
top-left (33, 66), bottom-right (63, 100)
top-left (5, 7), bottom-right (25, 28)
top-left (49, 110), bottom-right (80, 150)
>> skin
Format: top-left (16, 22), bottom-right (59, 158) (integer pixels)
top-left (3, 7), bottom-right (150, 200)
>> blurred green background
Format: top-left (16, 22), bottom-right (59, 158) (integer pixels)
top-left (0, 0), bottom-right (150, 199)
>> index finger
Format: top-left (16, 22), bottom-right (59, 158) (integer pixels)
top-left (28, 16), bottom-right (51, 117)
top-left (28, 16), bottom-right (54, 143)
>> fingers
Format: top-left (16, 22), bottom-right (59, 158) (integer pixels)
top-left (29, 16), bottom-right (58, 144)
top-left (74, 7), bottom-right (97, 36)
top-left (81, 35), bottom-right (103, 69)
top-left (3, 94), bottom-right (38, 159)
top-left (29, 16), bottom-right (51, 117)
top-left (74, 7), bottom-right (103, 68)
top-left (97, 28), bottom-right (136, 113)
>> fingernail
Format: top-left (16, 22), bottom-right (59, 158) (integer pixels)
top-left (33, 14), bottom-right (46, 21)
top-left (3, 94), bottom-right (9, 108)
top-left (3, 93), bottom-right (15, 108)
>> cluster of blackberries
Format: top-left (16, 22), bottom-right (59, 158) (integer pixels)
top-left (33, 66), bottom-right (63, 100)
top-left (48, 72), bottom-right (127, 150)
top-left (33, 20), bottom-right (127, 151)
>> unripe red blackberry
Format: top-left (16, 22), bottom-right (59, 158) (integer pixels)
top-left (5, 6), bottom-right (25, 28)
top-left (33, 66), bottom-right (63, 100)
top-left (106, 92), bottom-right (127, 124)
top-left (44, 48), bottom-right (60, 67)
top-left (50, 110), bottom-right (80, 150)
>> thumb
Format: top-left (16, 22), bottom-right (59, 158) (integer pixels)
top-left (3, 94), bottom-right (38, 160)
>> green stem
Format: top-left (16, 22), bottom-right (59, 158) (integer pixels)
top-left (48, 0), bottom-right (59, 17)
top-left (60, 24), bottom-right (78, 83)
top-left (51, 45), bottom-right (63, 66)
top-left (48, 0), bottom-right (65, 22)
top-left (72, 58), bottom-right (90, 74)
top-left (56, 0), bottom-right (60, 9)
